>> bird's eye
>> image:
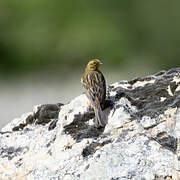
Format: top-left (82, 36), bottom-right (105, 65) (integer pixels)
top-left (93, 62), bottom-right (96, 64)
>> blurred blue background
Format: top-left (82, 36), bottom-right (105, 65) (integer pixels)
top-left (0, 0), bottom-right (180, 127)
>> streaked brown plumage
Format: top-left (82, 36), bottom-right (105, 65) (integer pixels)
top-left (81, 59), bottom-right (106, 127)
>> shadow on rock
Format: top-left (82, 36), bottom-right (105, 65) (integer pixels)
top-left (63, 100), bottom-right (113, 142)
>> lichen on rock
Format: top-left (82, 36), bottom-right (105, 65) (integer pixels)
top-left (0, 68), bottom-right (180, 180)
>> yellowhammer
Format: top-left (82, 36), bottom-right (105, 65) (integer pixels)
top-left (81, 59), bottom-right (106, 127)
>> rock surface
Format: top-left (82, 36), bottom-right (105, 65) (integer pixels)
top-left (0, 68), bottom-right (180, 180)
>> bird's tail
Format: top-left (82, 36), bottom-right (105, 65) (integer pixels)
top-left (94, 97), bottom-right (105, 127)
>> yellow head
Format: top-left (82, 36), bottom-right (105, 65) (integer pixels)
top-left (86, 59), bottom-right (103, 71)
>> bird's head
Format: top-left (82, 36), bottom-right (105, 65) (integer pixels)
top-left (86, 59), bottom-right (103, 71)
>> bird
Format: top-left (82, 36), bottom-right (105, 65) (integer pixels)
top-left (81, 59), bottom-right (106, 127)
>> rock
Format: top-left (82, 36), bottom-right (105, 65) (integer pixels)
top-left (0, 68), bottom-right (180, 180)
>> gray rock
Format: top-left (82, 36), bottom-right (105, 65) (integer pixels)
top-left (0, 68), bottom-right (180, 180)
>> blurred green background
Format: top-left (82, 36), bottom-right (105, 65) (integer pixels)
top-left (0, 0), bottom-right (180, 127)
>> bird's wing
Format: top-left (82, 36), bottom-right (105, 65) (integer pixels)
top-left (82, 71), bottom-right (106, 106)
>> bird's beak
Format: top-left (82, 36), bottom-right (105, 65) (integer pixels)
top-left (99, 61), bottom-right (103, 65)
